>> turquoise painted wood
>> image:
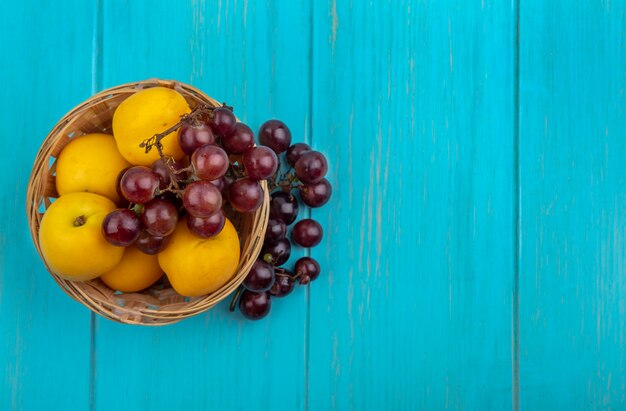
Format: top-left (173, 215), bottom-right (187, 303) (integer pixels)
top-left (0, 0), bottom-right (625, 410)
top-left (519, 1), bottom-right (626, 409)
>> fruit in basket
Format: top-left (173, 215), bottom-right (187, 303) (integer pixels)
top-left (158, 219), bottom-right (240, 297)
top-left (39, 192), bottom-right (124, 281)
top-left (55, 133), bottom-right (131, 203)
top-left (112, 87), bottom-right (190, 165)
top-left (100, 246), bottom-right (163, 292)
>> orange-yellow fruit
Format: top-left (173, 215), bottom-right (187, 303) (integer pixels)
top-left (158, 219), bottom-right (240, 297)
top-left (100, 247), bottom-right (163, 292)
top-left (38, 192), bottom-right (124, 281)
top-left (112, 87), bottom-right (190, 165)
top-left (55, 133), bottom-right (131, 203)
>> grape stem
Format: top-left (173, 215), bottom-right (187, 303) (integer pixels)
top-left (229, 286), bottom-right (244, 312)
top-left (275, 267), bottom-right (301, 280)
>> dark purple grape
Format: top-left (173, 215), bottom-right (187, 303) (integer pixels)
top-left (228, 178), bottom-right (263, 213)
top-left (258, 119), bottom-right (291, 154)
top-left (243, 146), bottom-right (278, 180)
top-left (151, 159), bottom-right (186, 190)
top-left (294, 151), bottom-right (328, 183)
top-left (269, 191), bottom-right (299, 225)
top-left (141, 199), bottom-right (178, 237)
top-left (286, 143), bottom-right (311, 167)
top-left (135, 231), bottom-right (170, 254)
top-left (186, 210), bottom-right (225, 238)
top-left (269, 272), bottom-right (296, 297)
top-left (209, 177), bottom-right (228, 195)
top-left (183, 180), bottom-right (222, 217)
top-left (238, 290), bottom-right (271, 320)
top-left (299, 178), bottom-right (332, 208)
top-left (209, 107), bottom-right (237, 137)
top-left (120, 166), bottom-right (160, 204)
top-left (222, 122), bottom-right (255, 154)
top-left (243, 260), bottom-right (275, 292)
top-left (261, 238), bottom-right (291, 266)
top-left (296, 257), bottom-right (321, 285)
top-left (265, 218), bottom-right (287, 241)
top-left (292, 219), bottom-right (323, 247)
top-left (191, 145), bottom-right (229, 180)
top-left (102, 208), bottom-right (142, 246)
top-left (178, 121), bottom-right (216, 155)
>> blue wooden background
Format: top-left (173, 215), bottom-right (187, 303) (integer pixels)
top-left (1, 0), bottom-right (625, 410)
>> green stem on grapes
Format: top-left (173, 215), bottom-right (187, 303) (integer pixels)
top-left (73, 215), bottom-right (86, 227)
top-left (229, 286), bottom-right (244, 312)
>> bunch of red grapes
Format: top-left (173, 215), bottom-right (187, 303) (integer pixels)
top-left (99, 104), bottom-right (331, 321)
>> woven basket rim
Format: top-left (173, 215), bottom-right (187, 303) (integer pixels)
top-left (26, 78), bottom-right (269, 326)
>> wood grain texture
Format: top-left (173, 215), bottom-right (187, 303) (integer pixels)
top-left (0, 1), bottom-right (97, 410)
top-left (308, 1), bottom-right (516, 409)
top-left (519, 1), bottom-right (626, 409)
top-left (92, 1), bottom-right (311, 410)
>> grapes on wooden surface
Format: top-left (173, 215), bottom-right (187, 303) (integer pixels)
top-left (238, 290), bottom-right (271, 320)
top-left (261, 238), bottom-right (291, 266)
top-left (269, 191), bottom-right (299, 225)
top-left (120, 166), bottom-right (160, 204)
top-left (299, 178), bottom-right (332, 208)
top-left (259, 119), bottom-right (291, 154)
top-left (294, 151), bottom-right (328, 183)
top-left (292, 219), bottom-right (323, 247)
top-left (243, 260), bottom-right (275, 292)
top-left (243, 146), bottom-right (278, 180)
top-left (265, 218), bottom-right (287, 242)
top-left (295, 257), bottom-right (321, 285)
top-left (102, 208), bottom-right (142, 246)
top-left (269, 271), bottom-right (296, 297)
top-left (286, 143), bottom-right (311, 167)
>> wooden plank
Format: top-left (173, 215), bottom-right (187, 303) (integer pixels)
top-left (519, 1), bottom-right (626, 408)
top-left (93, 1), bottom-right (310, 410)
top-left (308, 1), bottom-right (517, 409)
top-left (0, 2), bottom-right (97, 410)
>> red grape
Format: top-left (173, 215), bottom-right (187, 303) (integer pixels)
top-left (259, 119), bottom-right (291, 154)
top-left (141, 199), bottom-right (178, 237)
top-left (102, 209), bottom-right (142, 246)
top-left (135, 231), bottom-right (170, 254)
top-left (191, 145), bottom-right (229, 180)
top-left (209, 107), bottom-right (237, 137)
top-left (238, 290), bottom-right (271, 320)
top-left (178, 121), bottom-right (215, 155)
top-left (209, 176), bottom-right (228, 195)
top-left (269, 191), bottom-right (299, 225)
top-left (299, 178), bottom-right (332, 208)
top-left (243, 146), bottom-right (278, 180)
top-left (265, 218), bottom-right (287, 241)
top-left (228, 178), bottom-right (263, 213)
top-left (115, 167), bottom-right (131, 207)
top-left (292, 219), bottom-right (323, 247)
top-left (261, 238), bottom-right (291, 266)
top-left (286, 143), bottom-right (311, 167)
top-left (186, 210), bottom-right (225, 238)
top-left (183, 180), bottom-right (222, 217)
top-left (222, 123), bottom-right (255, 154)
top-left (269, 272), bottom-right (296, 297)
top-left (120, 166), bottom-right (160, 204)
top-left (243, 260), bottom-right (275, 292)
top-left (294, 151), bottom-right (328, 183)
top-left (296, 257), bottom-right (321, 285)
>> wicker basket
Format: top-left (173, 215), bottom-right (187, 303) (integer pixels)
top-left (26, 79), bottom-right (269, 326)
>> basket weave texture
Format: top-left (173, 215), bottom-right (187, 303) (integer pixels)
top-left (26, 79), bottom-right (269, 326)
